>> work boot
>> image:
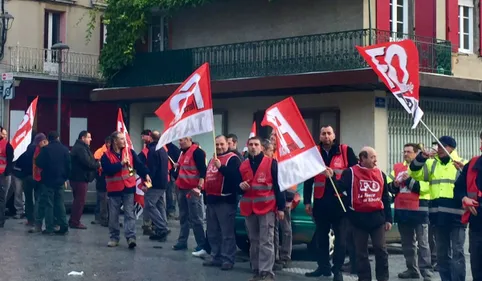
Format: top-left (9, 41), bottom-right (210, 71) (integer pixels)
top-left (259, 272), bottom-right (275, 281)
top-left (127, 238), bottom-right (137, 249)
top-left (248, 270), bottom-right (260, 281)
top-left (333, 272), bottom-right (344, 281)
top-left (107, 240), bottom-right (119, 247)
top-left (398, 270), bottom-right (421, 279)
top-left (149, 232), bottom-right (167, 242)
top-left (421, 270), bottom-right (434, 281)
top-left (54, 228), bottom-right (69, 235)
top-left (279, 259), bottom-right (291, 268)
top-left (28, 225), bottom-right (42, 233)
top-left (142, 225), bottom-right (153, 236)
top-left (305, 267), bottom-right (332, 277)
top-left (202, 257), bottom-right (222, 267)
top-left (273, 260), bottom-right (283, 271)
top-left (172, 243), bottom-right (187, 251)
top-left (221, 262), bottom-right (234, 271)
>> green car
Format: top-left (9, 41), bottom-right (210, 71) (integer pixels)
top-left (235, 184), bottom-right (401, 254)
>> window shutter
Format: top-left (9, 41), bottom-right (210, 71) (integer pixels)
top-left (415, 0), bottom-right (436, 38)
top-left (376, 0), bottom-right (390, 31)
top-left (446, 0), bottom-right (459, 52)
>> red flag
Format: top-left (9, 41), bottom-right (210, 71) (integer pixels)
top-left (12, 97), bottom-right (38, 161)
top-left (356, 40), bottom-right (423, 128)
top-left (261, 97), bottom-right (326, 191)
top-left (243, 122), bottom-right (257, 152)
top-left (116, 108), bottom-right (144, 212)
top-left (155, 63), bottom-right (213, 150)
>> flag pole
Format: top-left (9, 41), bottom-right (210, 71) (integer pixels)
top-left (328, 177), bottom-right (347, 213)
top-left (212, 115), bottom-right (217, 158)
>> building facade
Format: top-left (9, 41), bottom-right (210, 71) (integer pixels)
top-left (93, 0), bottom-right (482, 171)
top-left (1, 0), bottom-right (116, 149)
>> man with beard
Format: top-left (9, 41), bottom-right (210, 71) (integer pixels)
top-left (139, 129), bottom-right (154, 235)
top-left (203, 135), bottom-right (241, 270)
top-left (304, 126), bottom-right (358, 281)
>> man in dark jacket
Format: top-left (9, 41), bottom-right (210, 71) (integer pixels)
top-left (227, 133), bottom-right (243, 159)
top-left (144, 131), bottom-right (170, 241)
top-left (92, 136), bottom-right (110, 227)
top-left (165, 142), bottom-right (181, 219)
top-left (69, 131), bottom-right (100, 229)
top-left (0, 126), bottom-right (14, 228)
top-left (35, 131), bottom-right (70, 235)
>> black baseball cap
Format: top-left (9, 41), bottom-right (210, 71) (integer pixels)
top-left (432, 136), bottom-right (456, 148)
top-left (141, 129), bottom-right (152, 136)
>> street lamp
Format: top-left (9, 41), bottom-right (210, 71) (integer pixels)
top-left (0, 12), bottom-right (14, 60)
top-left (51, 42), bottom-right (69, 137)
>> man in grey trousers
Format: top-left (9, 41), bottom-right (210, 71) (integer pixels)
top-left (0, 126), bottom-right (14, 228)
top-left (202, 135), bottom-right (241, 270)
top-left (144, 131), bottom-right (170, 241)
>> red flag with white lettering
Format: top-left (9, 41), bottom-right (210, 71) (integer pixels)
top-left (243, 121), bottom-right (257, 153)
top-left (261, 97), bottom-right (326, 191)
top-left (116, 108), bottom-right (144, 218)
top-left (155, 63), bottom-right (213, 150)
top-left (12, 97), bottom-right (38, 161)
top-left (356, 40), bottom-right (423, 128)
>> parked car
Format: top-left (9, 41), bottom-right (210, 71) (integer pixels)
top-left (64, 180), bottom-right (97, 213)
top-left (235, 183), bottom-right (400, 254)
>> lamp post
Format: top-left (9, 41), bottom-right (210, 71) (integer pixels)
top-left (0, 11), bottom-right (14, 60)
top-left (51, 42), bottom-right (69, 137)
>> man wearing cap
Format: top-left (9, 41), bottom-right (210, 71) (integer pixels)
top-left (139, 129), bottom-right (154, 235)
top-left (409, 136), bottom-right (467, 281)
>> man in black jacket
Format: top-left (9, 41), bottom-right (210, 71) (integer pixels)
top-left (165, 142), bottom-right (181, 219)
top-left (227, 133), bottom-right (243, 159)
top-left (69, 131), bottom-right (100, 229)
top-left (0, 126), bottom-right (14, 228)
top-left (35, 131), bottom-right (70, 235)
top-left (144, 131), bottom-right (170, 241)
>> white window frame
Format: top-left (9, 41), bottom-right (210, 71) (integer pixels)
top-left (148, 15), bottom-right (166, 52)
top-left (458, 0), bottom-right (474, 54)
top-left (103, 24), bottom-right (107, 45)
top-left (389, 0), bottom-right (409, 38)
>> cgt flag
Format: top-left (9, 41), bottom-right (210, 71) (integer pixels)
top-left (356, 40), bottom-right (423, 128)
top-left (117, 108), bottom-right (144, 219)
top-left (155, 63), bottom-right (214, 150)
top-left (12, 97), bottom-right (38, 161)
top-left (261, 97), bottom-right (326, 191)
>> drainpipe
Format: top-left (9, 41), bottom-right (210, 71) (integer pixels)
top-left (368, 0), bottom-right (373, 45)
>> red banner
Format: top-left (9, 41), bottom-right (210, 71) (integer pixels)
top-left (12, 97), bottom-right (38, 161)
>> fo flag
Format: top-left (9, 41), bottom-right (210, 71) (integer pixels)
top-left (116, 108), bottom-right (144, 219)
top-left (356, 40), bottom-right (423, 128)
top-left (155, 63), bottom-right (213, 150)
top-left (261, 97), bottom-right (326, 191)
top-left (243, 122), bottom-right (257, 153)
top-left (12, 97), bottom-right (38, 161)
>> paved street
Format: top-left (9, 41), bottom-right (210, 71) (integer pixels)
top-left (0, 214), bottom-right (472, 281)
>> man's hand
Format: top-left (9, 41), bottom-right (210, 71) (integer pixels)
top-left (305, 204), bottom-right (312, 215)
top-left (145, 175), bottom-right (152, 183)
top-left (286, 202), bottom-right (292, 211)
top-left (214, 158), bottom-right (221, 169)
top-left (192, 187), bottom-right (202, 197)
top-left (173, 163), bottom-right (179, 169)
top-left (277, 210), bottom-right (285, 220)
top-left (323, 167), bottom-right (334, 178)
top-left (453, 160), bottom-right (465, 171)
top-left (400, 173), bottom-right (410, 181)
top-left (421, 149), bottom-right (435, 159)
top-left (239, 181), bottom-right (250, 191)
top-left (462, 196), bottom-right (479, 216)
top-left (385, 222), bottom-right (392, 231)
top-left (121, 158), bottom-right (129, 165)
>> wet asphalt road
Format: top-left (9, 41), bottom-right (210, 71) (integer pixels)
top-left (0, 214), bottom-right (472, 281)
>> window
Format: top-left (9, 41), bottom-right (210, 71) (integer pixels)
top-left (100, 19), bottom-right (107, 50)
top-left (43, 11), bottom-right (64, 71)
top-left (458, 0), bottom-right (474, 53)
top-left (69, 118), bottom-right (88, 147)
top-left (148, 15), bottom-right (169, 52)
top-left (389, 0), bottom-right (408, 38)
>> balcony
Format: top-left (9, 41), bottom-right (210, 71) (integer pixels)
top-left (9, 46), bottom-right (102, 82)
top-left (109, 29), bottom-right (452, 88)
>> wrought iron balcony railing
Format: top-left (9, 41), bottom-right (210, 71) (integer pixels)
top-left (9, 45), bottom-right (102, 81)
top-left (110, 29), bottom-right (452, 88)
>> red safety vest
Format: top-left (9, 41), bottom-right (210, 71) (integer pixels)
top-left (467, 156), bottom-right (482, 199)
top-left (0, 139), bottom-right (7, 174)
top-left (205, 152), bottom-right (236, 196)
top-left (176, 144), bottom-right (201, 190)
top-left (104, 149), bottom-right (136, 192)
top-left (141, 147), bottom-right (148, 160)
top-left (239, 156), bottom-right (276, 216)
top-left (33, 146), bottom-right (42, 182)
top-left (313, 144), bottom-right (348, 199)
top-left (350, 164), bottom-right (385, 213)
top-left (393, 162), bottom-right (420, 211)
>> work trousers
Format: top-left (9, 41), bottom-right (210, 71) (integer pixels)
top-left (313, 215), bottom-right (348, 274)
top-left (69, 181), bottom-right (88, 226)
top-left (7, 175), bottom-right (24, 215)
top-left (436, 226), bottom-right (466, 281)
top-left (166, 180), bottom-right (176, 215)
top-left (469, 228), bottom-right (482, 281)
top-left (245, 212), bottom-right (276, 275)
top-left (40, 185), bottom-right (68, 233)
top-left (274, 206), bottom-right (292, 262)
top-left (108, 193), bottom-right (136, 241)
top-left (177, 188), bottom-right (206, 248)
top-left (144, 188), bottom-right (169, 235)
top-left (429, 224), bottom-right (437, 268)
top-left (94, 190), bottom-right (108, 225)
top-left (24, 177), bottom-right (39, 223)
top-left (0, 175), bottom-right (12, 226)
top-left (353, 224), bottom-right (389, 281)
top-left (206, 202), bottom-right (237, 265)
top-left (399, 223), bottom-right (432, 275)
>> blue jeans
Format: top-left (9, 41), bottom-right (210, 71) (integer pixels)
top-left (436, 226), bottom-right (466, 281)
top-left (166, 180), bottom-right (176, 215)
top-left (108, 193), bottom-right (136, 241)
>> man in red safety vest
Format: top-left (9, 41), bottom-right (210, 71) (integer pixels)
top-left (454, 132), bottom-right (482, 281)
top-left (202, 135), bottom-right (241, 270)
top-left (239, 136), bottom-right (286, 281)
top-left (338, 146), bottom-right (393, 281)
top-left (387, 143), bottom-right (433, 280)
top-left (0, 126), bottom-right (14, 228)
top-left (304, 125), bottom-right (358, 280)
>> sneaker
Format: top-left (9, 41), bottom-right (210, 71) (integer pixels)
top-left (69, 224), bottom-right (87, 230)
top-left (259, 272), bottom-right (275, 281)
top-left (107, 240), bottom-right (119, 247)
top-left (28, 226), bottom-right (42, 233)
top-left (13, 214), bottom-right (22, 219)
top-left (248, 272), bottom-right (261, 281)
top-left (280, 259), bottom-right (291, 268)
top-left (305, 267), bottom-right (332, 277)
top-left (221, 262), bottom-right (234, 271)
top-left (192, 249), bottom-right (209, 258)
top-left (202, 259), bottom-right (222, 267)
top-left (422, 270), bottom-right (434, 281)
top-left (172, 243), bottom-right (187, 251)
top-left (127, 238), bottom-right (137, 249)
top-left (398, 270), bottom-right (421, 279)
top-left (149, 233), bottom-right (167, 242)
top-left (54, 228), bottom-right (69, 235)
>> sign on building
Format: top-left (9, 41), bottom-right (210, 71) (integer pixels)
top-left (2, 72), bottom-right (15, 100)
